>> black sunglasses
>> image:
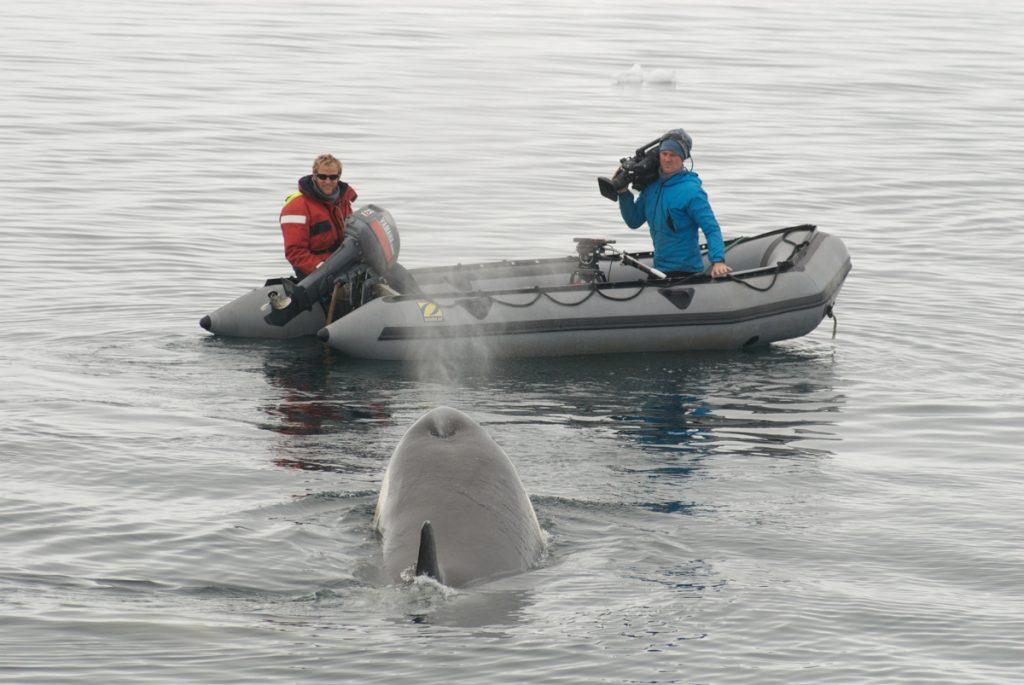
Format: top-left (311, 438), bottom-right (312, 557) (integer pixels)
top-left (316, 173), bottom-right (340, 181)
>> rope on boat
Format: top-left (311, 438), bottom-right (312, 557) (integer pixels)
top-left (421, 225), bottom-right (814, 312)
top-left (485, 288), bottom-right (544, 308)
top-left (719, 229), bottom-right (810, 293)
top-left (492, 284), bottom-right (646, 307)
top-left (539, 287), bottom-right (598, 307)
top-left (594, 285), bottom-right (647, 302)
top-left (826, 305), bottom-right (838, 338)
top-left (435, 281), bottom-right (650, 311)
top-left (722, 269), bottom-right (782, 292)
top-left (483, 286), bottom-right (600, 308)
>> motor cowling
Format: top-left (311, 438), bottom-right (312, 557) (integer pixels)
top-left (347, 204), bottom-right (400, 275)
top-left (264, 204), bottom-right (400, 326)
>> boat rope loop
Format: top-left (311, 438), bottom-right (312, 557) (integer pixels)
top-left (593, 285), bottom-right (647, 302)
top-left (719, 229), bottom-right (810, 293)
top-left (825, 304), bottom-right (838, 338)
top-left (723, 268), bottom-right (782, 292)
top-left (484, 283), bottom-right (646, 308)
top-left (485, 288), bottom-right (545, 308)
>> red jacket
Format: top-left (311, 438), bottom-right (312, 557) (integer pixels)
top-left (279, 175), bottom-right (358, 277)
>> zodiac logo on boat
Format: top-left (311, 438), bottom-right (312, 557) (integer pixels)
top-left (417, 300), bottom-right (444, 322)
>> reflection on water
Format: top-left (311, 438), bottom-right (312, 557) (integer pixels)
top-left (226, 338), bottom-right (844, 545)
top-left (199, 337), bottom-right (405, 473)
top-left (613, 393), bottom-right (717, 448)
top-left (260, 344), bottom-right (392, 438)
top-left (235, 338), bottom-right (843, 473)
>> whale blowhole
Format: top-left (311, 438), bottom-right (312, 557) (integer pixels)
top-left (428, 418), bottom-right (459, 439)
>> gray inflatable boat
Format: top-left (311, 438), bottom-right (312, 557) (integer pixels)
top-left (201, 210), bottom-right (851, 359)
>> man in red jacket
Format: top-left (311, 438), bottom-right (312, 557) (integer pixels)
top-left (279, 153), bottom-right (358, 278)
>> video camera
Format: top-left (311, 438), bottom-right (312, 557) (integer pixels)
top-left (597, 129), bottom-right (692, 201)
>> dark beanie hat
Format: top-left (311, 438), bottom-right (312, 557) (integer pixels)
top-left (659, 138), bottom-right (686, 157)
top-left (659, 128), bottom-right (693, 159)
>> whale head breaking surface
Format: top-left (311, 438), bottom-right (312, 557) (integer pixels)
top-left (373, 407), bottom-right (545, 587)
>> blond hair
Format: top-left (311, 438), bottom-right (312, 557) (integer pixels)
top-left (312, 153), bottom-right (342, 174)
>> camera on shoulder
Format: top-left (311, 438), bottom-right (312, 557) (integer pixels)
top-left (597, 129), bottom-right (691, 201)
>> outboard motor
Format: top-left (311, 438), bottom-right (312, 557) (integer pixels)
top-left (264, 204), bottom-right (400, 326)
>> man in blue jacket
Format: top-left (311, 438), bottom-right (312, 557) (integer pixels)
top-left (617, 131), bottom-right (732, 279)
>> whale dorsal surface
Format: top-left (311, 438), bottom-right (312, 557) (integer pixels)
top-left (373, 407), bottom-right (545, 587)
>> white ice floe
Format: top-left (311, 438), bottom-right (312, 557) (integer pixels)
top-left (612, 63), bottom-right (644, 84)
top-left (611, 63), bottom-right (677, 86)
top-left (644, 68), bottom-right (677, 85)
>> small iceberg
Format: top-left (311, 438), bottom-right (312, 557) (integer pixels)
top-left (612, 63), bottom-right (644, 84)
top-left (611, 63), bottom-right (677, 86)
top-left (644, 68), bottom-right (677, 85)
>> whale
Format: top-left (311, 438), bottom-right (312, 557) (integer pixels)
top-left (373, 407), bottom-right (545, 587)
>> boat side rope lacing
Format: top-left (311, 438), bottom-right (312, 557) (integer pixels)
top-left (540, 288), bottom-right (599, 306)
top-left (719, 230), bottom-right (810, 292)
top-left (484, 288), bottom-right (545, 308)
top-left (430, 280), bottom-right (651, 312)
top-left (722, 270), bottom-right (782, 292)
top-left (483, 283), bottom-right (646, 308)
top-left (421, 225), bottom-right (813, 312)
top-left (594, 285), bottom-right (647, 302)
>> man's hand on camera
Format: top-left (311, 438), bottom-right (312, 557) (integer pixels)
top-left (613, 169), bottom-right (630, 194)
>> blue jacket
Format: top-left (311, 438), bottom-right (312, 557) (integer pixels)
top-left (618, 170), bottom-right (725, 273)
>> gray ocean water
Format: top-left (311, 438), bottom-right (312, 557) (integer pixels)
top-left (2, 1), bottom-right (1023, 683)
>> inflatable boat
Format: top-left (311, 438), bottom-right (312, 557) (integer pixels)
top-left (200, 206), bottom-right (851, 359)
